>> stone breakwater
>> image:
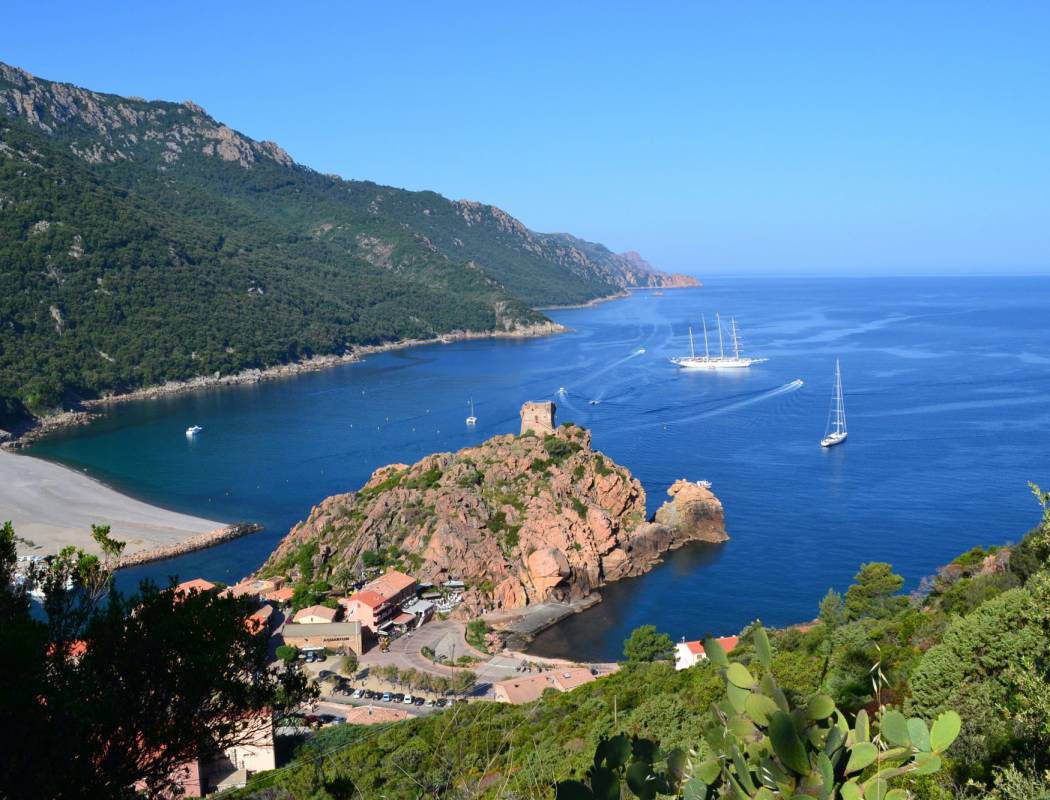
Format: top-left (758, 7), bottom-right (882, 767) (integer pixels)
top-left (116, 523), bottom-right (263, 569)
top-left (3, 321), bottom-right (567, 447)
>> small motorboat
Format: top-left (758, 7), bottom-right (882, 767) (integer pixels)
top-left (186, 425), bottom-right (203, 437)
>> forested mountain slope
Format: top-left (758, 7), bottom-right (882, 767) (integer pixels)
top-left (0, 62), bottom-right (694, 425)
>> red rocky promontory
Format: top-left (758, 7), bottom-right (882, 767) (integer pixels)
top-left (260, 408), bottom-right (726, 617)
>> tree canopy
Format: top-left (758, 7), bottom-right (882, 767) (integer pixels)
top-left (623, 625), bottom-right (675, 663)
top-left (0, 521), bottom-right (314, 798)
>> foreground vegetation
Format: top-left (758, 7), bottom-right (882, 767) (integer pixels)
top-left (0, 522), bottom-right (314, 798)
top-left (229, 485), bottom-right (1050, 799)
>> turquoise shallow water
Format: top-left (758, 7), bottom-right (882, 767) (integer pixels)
top-left (26, 276), bottom-right (1050, 661)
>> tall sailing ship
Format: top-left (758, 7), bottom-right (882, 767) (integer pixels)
top-left (821, 360), bottom-right (848, 448)
top-left (671, 313), bottom-right (767, 370)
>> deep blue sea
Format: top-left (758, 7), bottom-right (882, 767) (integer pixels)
top-left (26, 277), bottom-right (1050, 660)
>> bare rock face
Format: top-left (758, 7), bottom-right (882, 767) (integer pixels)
top-left (260, 412), bottom-right (727, 616)
top-left (654, 480), bottom-right (728, 543)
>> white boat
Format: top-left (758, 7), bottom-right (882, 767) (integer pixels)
top-left (670, 314), bottom-right (767, 369)
top-left (465, 399), bottom-right (477, 426)
top-left (821, 360), bottom-right (848, 448)
top-left (186, 425), bottom-right (203, 437)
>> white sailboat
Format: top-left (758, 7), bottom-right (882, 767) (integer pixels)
top-left (821, 360), bottom-right (847, 448)
top-left (670, 313), bottom-right (767, 369)
top-left (465, 399), bottom-right (477, 426)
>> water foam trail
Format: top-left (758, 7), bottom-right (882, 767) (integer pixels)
top-left (616, 379), bottom-right (805, 433)
top-left (585, 348), bottom-right (649, 402)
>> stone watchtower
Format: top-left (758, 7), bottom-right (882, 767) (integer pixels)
top-left (519, 401), bottom-right (556, 436)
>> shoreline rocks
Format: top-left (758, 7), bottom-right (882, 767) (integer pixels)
top-left (4, 321), bottom-right (567, 449)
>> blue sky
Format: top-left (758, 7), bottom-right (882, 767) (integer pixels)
top-left (3, 2), bottom-right (1049, 275)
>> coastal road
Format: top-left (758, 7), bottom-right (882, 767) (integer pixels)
top-left (356, 620), bottom-right (607, 688)
top-left (1, 449), bottom-right (224, 558)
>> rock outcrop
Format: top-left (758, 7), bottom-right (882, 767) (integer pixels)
top-left (260, 412), bottom-right (727, 616)
top-left (653, 480), bottom-right (728, 544)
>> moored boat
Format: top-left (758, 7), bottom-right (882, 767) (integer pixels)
top-left (821, 361), bottom-right (848, 448)
top-left (671, 313), bottom-right (767, 369)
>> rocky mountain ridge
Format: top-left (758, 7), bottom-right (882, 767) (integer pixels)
top-left (0, 61), bottom-right (695, 302)
top-left (0, 61), bottom-right (698, 425)
top-left (259, 412), bottom-right (726, 617)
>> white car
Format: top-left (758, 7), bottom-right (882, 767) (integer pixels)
top-left (403, 694), bottom-right (414, 705)
top-left (351, 689), bottom-right (363, 699)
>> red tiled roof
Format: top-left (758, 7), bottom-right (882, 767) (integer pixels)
top-left (682, 635), bottom-right (740, 658)
top-left (349, 589), bottom-right (385, 609)
top-left (293, 605), bottom-right (339, 623)
top-left (364, 570), bottom-right (416, 600)
top-left (265, 587), bottom-right (295, 603)
top-left (174, 578), bottom-right (217, 594)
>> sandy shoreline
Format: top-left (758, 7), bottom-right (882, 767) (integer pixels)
top-left (0, 449), bottom-right (227, 560)
top-left (0, 320), bottom-right (569, 565)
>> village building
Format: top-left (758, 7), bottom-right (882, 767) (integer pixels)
top-left (291, 604), bottom-right (339, 624)
top-left (174, 578), bottom-right (218, 596)
top-left (246, 604), bottom-right (274, 634)
top-left (154, 714), bottom-right (276, 797)
top-left (492, 667), bottom-right (595, 705)
top-left (674, 635), bottom-right (740, 671)
top-left (339, 570), bottom-right (417, 633)
top-left (341, 705), bottom-right (410, 725)
top-left (229, 577), bottom-right (284, 601)
top-left (263, 586), bottom-right (294, 606)
top-left (282, 621), bottom-right (364, 655)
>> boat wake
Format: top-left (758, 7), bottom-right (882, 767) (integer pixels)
top-left (616, 379), bottom-right (805, 432)
top-left (556, 347), bottom-right (649, 406)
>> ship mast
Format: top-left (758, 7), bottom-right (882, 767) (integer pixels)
top-left (731, 317), bottom-right (741, 360)
top-left (716, 313), bottom-right (725, 359)
top-left (701, 314), bottom-right (710, 359)
top-left (687, 327), bottom-right (695, 359)
top-left (835, 360), bottom-right (846, 434)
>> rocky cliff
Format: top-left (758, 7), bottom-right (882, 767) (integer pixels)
top-left (260, 418), bottom-right (726, 616)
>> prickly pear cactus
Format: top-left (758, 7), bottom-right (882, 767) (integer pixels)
top-left (556, 624), bottom-right (960, 800)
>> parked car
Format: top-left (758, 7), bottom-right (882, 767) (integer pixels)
top-left (435, 698), bottom-right (447, 707)
top-left (351, 689), bottom-right (363, 699)
top-left (425, 699), bottom-right (435, 707)
top-left (318, 714), bottom-right (338, 724)
top-left (382, 692), bottom-right (391, 702)
top-left (314, 652), bottom-right (327, 662)
top-left (402, 694), bottom-right (414, 705)
top-left (413, 697), bottom-right (425, 706)
top-left (392, 693), bottom-right (404, 703)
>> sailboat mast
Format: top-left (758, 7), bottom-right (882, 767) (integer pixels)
top-left (702, 315), bottom-right (710, 359)
top-left (731, 318), bottom-right (741, 360)
top-left (716, 313), bottom-right (725, 359)
top-left (835, 361), bottom-right (846, 433)
top-left (688, 327), bottom-right (695, 359)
